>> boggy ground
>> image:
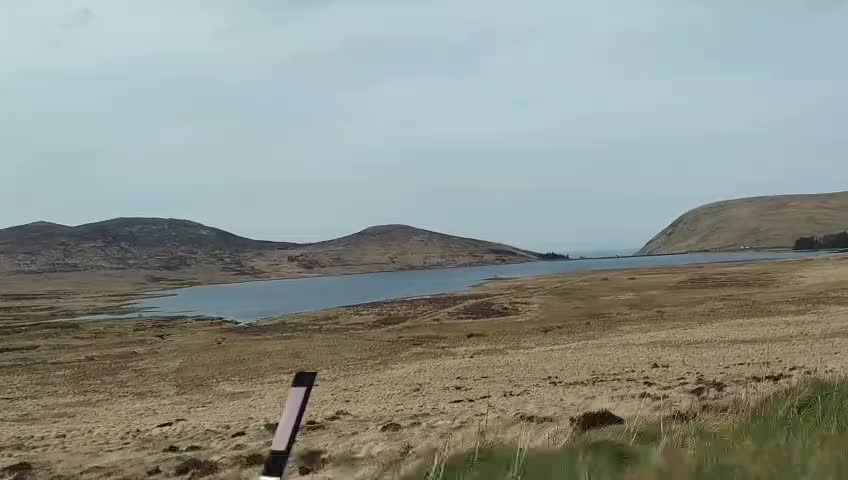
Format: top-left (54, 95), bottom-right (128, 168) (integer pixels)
top-left (3, 255), bottom-right (848, 479)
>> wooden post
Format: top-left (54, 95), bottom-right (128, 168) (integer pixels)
top-left (260, 372), bottom-right (317, 480)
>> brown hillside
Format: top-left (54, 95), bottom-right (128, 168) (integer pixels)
top-left (0, 219), bottom-right (547, 278)
top-left (639, 191), bottom-right (848, 255)
top-left (281, 224), bottom-right (541, 272)
top-left (0, 218), bottom-right (287, 274)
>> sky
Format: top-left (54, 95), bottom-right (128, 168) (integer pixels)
top-left (3, 0), bottom-right (847, 251)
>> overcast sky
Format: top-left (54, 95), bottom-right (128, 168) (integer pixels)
top-left (3, 1), bottom-right (846, 251)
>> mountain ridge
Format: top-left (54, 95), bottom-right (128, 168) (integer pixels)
top-left (0, 217), bottom-right (554, 277)
top-left (639, 191), bottom-right (848, 255)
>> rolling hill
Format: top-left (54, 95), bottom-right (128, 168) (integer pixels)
top-left (639, 191), bottom-right (848, 255)
top-left (282, 224), bottom-right (543, 272)
top-left (0, 218), bottom-right (552, 278)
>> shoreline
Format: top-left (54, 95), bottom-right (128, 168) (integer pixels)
top-left (125, 247), bottom-right (836, 291)
top-left (4, 249), bottom-right (836, 327)
top-left (64, 251), bottom-right (838, 325)
top-left (1, 247), bottom-right (816, 294)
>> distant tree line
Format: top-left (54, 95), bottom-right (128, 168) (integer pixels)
top-left (794, 231), bottom-right (848, 250)
top-left (537, 252), bottom-right (570, 260)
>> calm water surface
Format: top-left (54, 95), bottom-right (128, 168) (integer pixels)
top-left (124, 251), bottom-right (823, 323)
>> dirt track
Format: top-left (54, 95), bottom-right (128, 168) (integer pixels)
top-left (3, 255), bottom-right (848, 479)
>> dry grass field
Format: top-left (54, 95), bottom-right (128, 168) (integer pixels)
top-left (3, 254), bottom-right (848, 479)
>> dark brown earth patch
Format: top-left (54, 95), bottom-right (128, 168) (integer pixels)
top-left (454, 301), bottom-right (520, 320)
top-left (173, 458), bottom-right (218, 478)
top-left (569, 410), bottom-right (624, 432)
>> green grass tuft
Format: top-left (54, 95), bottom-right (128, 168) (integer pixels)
top-left (405, 378), bottom-right (848, 480)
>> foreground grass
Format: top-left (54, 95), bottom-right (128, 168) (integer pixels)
top-left (407, 379), bottom-right (848, 479)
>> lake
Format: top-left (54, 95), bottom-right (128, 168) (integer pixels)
top-left (123, 250), bottom-right (824, 323)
